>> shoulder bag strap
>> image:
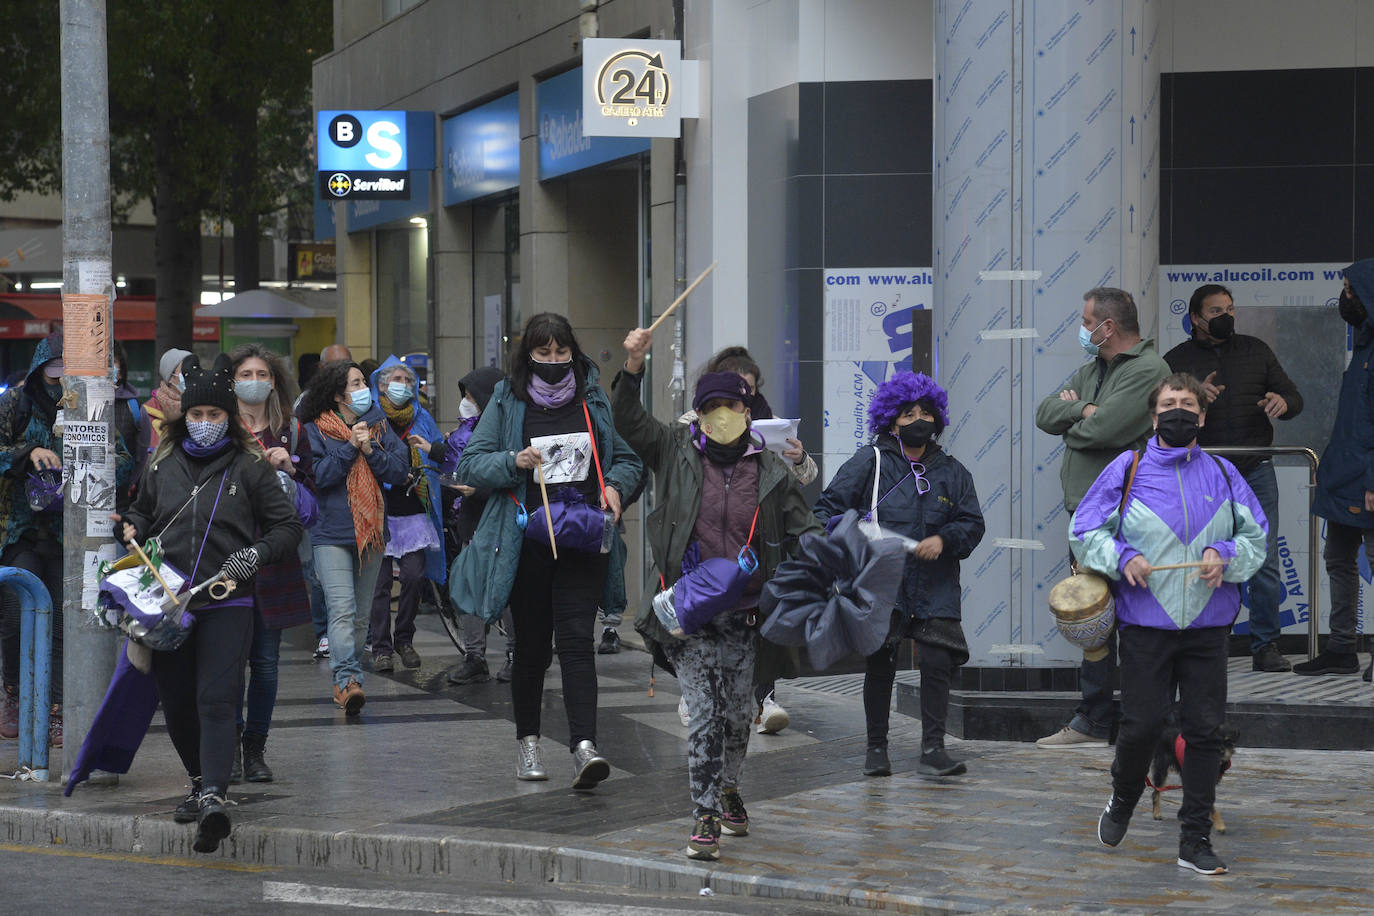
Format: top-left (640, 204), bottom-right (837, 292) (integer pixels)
top-left (581, 399), bottom-right (608, 504)
top-left (1118, 450), bottom-right (1142, 516)
top-left (869, 446), bottom-right (882, 525)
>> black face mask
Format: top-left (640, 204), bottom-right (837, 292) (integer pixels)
top-left (1204, 313), bottom-right (1235, 341)
top-left (1155, 408), bottom-right (1201, 448)
top-left (1338, 291), bottom-right (1368, 328)
top-left (529, 358), bottom-right (573, 384)
top-left (897, 419), bottom-right (937, 449)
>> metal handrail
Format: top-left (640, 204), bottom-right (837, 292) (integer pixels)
top-left (1201, 446), bottom-right (1320, 660)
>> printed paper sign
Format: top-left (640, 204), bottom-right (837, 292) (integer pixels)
top-left (61, 293), bottom-right (110, 376)
top-left (531, 432), bottom-right (592, 485)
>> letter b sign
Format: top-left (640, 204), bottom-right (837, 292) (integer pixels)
top-left (317, 110), bottom-right (410, 172)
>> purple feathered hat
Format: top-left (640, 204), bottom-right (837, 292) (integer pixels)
top-left (866, 371), bottom-right (950, 437)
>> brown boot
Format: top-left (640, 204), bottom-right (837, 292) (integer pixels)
top-left (331, 678), bottom-right (366, 716)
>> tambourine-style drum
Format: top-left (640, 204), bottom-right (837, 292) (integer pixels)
top-left (1048, 571), bottom-right (1116, 661)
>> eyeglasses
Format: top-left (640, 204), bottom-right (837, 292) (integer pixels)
top-left (909, 462), bottom-right (931, 495)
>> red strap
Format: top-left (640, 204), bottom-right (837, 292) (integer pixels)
top-left (1175, 733), bottom-right (1187, 765)
top-left (745, 505), bottom-right (761, 546)
top-left (581, 399), bottom-right (608, 503)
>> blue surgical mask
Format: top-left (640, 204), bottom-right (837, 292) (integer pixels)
top-left (176, 375), bottom-right (188, 393)
top-left (349, 389), bottom-right (372, 414)
top-left (234, 379), bottom-right (272, 405)
top-left (386, 382), bottom-right (414, 406)
top-left (1078, 322), bottom-right (1103, 357)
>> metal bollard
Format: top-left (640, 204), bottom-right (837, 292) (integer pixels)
top-left (1, 567), bottom-right (52, 781)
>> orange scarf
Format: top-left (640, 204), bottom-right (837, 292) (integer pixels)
top-left (315, 410), bottom-right (386, 558)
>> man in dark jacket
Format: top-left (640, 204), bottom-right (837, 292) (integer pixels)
top-left (1302, 261), bottom-right (1374, 678)
top-left (1164, 284), bottom-right (1303, 672)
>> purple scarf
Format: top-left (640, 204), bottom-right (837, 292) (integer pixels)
top-left (181, 435), bottom-right (234, 460)
top-left (527, 371), bottom-right (577, 409)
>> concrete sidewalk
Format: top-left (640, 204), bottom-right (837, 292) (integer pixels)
top-left (2, 616), bottom-right (1370, 913)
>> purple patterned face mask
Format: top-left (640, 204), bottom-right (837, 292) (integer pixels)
top-left (26, 470), bottom-right (63, 513)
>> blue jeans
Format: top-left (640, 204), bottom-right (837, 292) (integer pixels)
top-left (237, 603), bottom-right (281, 737)
top-left (301, 532), bottom-right (329, 640)
top-left (314, 543), bottom-right (382, 689)
top-left (1069, 628), bottom-right (1118, 739)
top-left (1242, 461), bottom-right (1284, 652)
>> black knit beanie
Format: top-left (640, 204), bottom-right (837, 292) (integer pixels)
top-left (180, 354), bottom-right (238, 415)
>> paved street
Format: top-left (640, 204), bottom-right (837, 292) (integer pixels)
top-left (2, 615), bottom-right (1372, 913)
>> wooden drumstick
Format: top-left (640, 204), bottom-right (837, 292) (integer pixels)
top-left (535, 463), bottom-right (557, 559)
top-left (129, 540), bottom-right (180, 606)
top-left (646, 262), bottom-right (717, 334)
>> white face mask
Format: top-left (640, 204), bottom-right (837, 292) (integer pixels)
top-left (459, 398), bottom-right (480, 419)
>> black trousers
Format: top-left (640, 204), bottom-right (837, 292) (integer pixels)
top-left (0, 535), bottom-right (64, 704)
top-left (864, 639), bottom-right (955, 754)
top-left (1111, 625), bottom-right (1229, 841)
top-left (506, 541), bottom-right (608, 750)
top-left (152, 605), bottom-right (254, 794)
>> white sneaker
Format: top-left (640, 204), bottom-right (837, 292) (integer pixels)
top-left (756, 693), bottom-right (789, 735)
top-left (1035, 726), bottom-right (1108, 748)
top-left (314, 637), bottom-right (330, 659)
top-left (677, 696), bottom-right (690, 727)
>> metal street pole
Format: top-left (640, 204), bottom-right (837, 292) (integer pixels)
top-left (59, 0), bottom-right (118, 780)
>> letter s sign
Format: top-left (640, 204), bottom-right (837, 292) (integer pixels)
top-left (317, 110), bottom-right (411, 171)
top-left (364, 120), bottom-right (404, 169)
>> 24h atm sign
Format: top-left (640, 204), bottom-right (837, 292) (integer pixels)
top-left (582, 38), bottom-right (684, 139)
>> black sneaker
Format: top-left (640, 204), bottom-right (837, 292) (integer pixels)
top-left (918, 747), bottom-right (967, 777)
top-left (1292, 650), bottom-right (1360, 676)
top-left (445, 654), bottom-right (490, 685)
top-left (1097, 794), bottom-right (1134, 848)
top-left (1251, 643), bottom-right (1291, 672)
top-left (1363, 659), bottom-right (1372, 683)
top-left (863, 745), bottom-right (891, 777)
top-left (1178, 835), bottom-right (1228, 875)
top-left (496, 649), bottom-right (514, 683)
top-left (173, 777), bottom-right (202, 824)
top-left (720, 788), bottom-right (749, 836)
top-left (686, 814), bottom-right (721, 860)
top-left (597, 627), bottom-right (622, 655)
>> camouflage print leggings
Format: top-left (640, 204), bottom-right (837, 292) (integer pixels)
top-left (662, 610), bottom-right (758, 817)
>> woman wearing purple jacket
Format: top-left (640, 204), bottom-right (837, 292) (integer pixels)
top-left (1070, 372), bottom-right (1267, 876)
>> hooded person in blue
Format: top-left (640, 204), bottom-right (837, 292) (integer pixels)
top-left (1301, 259), bottom-right (1374, 678)
top-left (0, 332), bottom-right (132, 745)
top-left (365, 356), bottom-right (445, 673)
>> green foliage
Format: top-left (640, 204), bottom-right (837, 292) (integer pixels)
top-left (0, 0), bottom-right (329, 228)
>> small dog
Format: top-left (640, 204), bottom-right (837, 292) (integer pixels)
top-left (1149, 723), bottom-right (1240, 833)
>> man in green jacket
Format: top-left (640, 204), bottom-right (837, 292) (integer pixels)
top-left (1034, 286), bottom-right (1172, 748)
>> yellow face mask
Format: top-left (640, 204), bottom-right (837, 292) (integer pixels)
top-left (700, 406), bottom-right (749, 445)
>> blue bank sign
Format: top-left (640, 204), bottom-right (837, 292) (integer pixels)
top-left (316, 110), bottom-right (435, 200)
top-left (538, 68), bottom-right (649, 180)
top-left (442, 93), bottom-right (520, 206)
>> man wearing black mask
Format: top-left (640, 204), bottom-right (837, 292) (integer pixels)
top-left (1305, 262), bottom-right (1374, 679)
top-left (1165, 284), bottom-right (1303, 672)
top-left (1071, 372), bottom-right (1267, 875)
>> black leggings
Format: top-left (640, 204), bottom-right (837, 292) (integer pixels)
top-left (864, 639), bottom-right (955, 754)
top-left (152, 605), bottom-right (253, 794)
top-left (506, 541), bottom-right (608, 750)
top-left (0, 537), bottom-right (64, 704)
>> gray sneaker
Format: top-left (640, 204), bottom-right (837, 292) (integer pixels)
top-left (516, 735), bottom-right (547, 781)
top-left (571, 739), bottom-right (610, 791)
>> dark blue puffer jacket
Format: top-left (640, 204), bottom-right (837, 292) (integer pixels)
top-left (814, 436), bottom-right (985, 623)
top-left (1312, 258), bottom-right (1374, 528)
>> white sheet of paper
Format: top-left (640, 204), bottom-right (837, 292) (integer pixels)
top-left (752, 418), bottom-right (800, 456)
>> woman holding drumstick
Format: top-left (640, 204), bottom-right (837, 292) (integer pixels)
top-left (113, 356), bottom-right (302, 854)
top-left (452, 313), bottom-right (643, 790)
